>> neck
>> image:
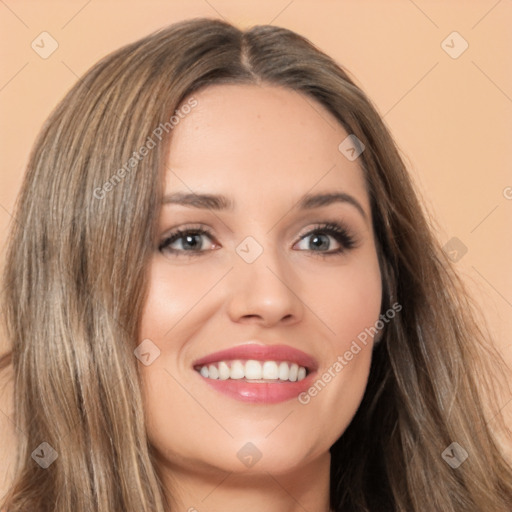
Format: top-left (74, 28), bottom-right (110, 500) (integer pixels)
top-left (158, 451), bottom-right (332, 512)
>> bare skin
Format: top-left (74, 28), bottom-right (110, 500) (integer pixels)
top-left (138, 83), bottom-right (382, 512)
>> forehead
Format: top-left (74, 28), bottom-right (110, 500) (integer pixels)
top-left (164, 84), bottom-right (368, 212)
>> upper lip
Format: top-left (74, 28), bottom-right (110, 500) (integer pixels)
top-left (193, 342), bottom-right (318, 372)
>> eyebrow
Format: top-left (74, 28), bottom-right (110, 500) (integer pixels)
top-left (162, 191), bottom-right (367, 220)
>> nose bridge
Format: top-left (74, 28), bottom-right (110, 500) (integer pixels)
top-left (225, 232), bottom-right (303, 325)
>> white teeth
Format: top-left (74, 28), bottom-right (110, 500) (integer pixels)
top-left (208, 364), bottom-right (219, 379)
top-left (278, 361), bottom-right (289, 380)
top-left (197, 359), bottom-right (308, 382)
top-left (218, 361), bottom-right (230, 380)
top-left (245, 360), bottom-right (262, 380)
top-left (262, 361), bottom-right (279, 380)
top-left (230, 360), bottom-right (245, 379)
top-left (289, 363), bottom-right (299, 382)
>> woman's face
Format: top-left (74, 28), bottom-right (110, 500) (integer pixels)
top-left (138, 84), bottom-right (382, 480)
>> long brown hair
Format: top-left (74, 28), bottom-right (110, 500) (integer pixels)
top-left (1, 17), bottom-right (511, 511)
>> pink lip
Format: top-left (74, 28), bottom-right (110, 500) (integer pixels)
top-left (198, 375), bottom-right (317, 404)
top-left (193, 343), bottom-right (318, 371)
top-left (192, 343), bottom-right (318, 404)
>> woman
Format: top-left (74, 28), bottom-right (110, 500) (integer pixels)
top-left (1, 17), bottom-right (511, 512)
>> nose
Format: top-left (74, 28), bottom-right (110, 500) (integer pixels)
top-left (225, 243), bottom-right (304, 327)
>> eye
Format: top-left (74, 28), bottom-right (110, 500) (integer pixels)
top-left (158, 221), bottom-right (357, 258)
top-left (294, 222), bottom-right (356, 256)
top-left (158, 226), bottom-right (217, 256)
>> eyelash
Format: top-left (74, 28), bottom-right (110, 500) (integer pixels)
top-left (158, 222), bottom-right (357, 258)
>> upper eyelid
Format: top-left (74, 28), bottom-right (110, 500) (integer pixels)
top-left (160, 222), bottom-right (353, 239)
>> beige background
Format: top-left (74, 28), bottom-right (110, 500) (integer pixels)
top-left (1, 0), bottom-right (511, 496)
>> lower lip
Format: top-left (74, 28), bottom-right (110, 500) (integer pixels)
top-left (197, 372), bottom-right (316, 404)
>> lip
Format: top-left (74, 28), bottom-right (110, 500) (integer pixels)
top-left (193, 342), bottom-right (318, 404)
top-left (193, 342), bottom-right (318, 372)
top-left (198, 374), bottom-right (317, 404)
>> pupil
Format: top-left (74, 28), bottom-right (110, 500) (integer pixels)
top-left (185, 234), bottom-right (200, 249)
top-left (311, 234), bottom-right (328, 250)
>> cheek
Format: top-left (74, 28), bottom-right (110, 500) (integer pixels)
top-left (138, 259), bottom-right (218, 341)
top-left (296, 251), bottom-right (381, 422)
top-left (337, 267), bottom-right (382, 346)
top-left (296, 293), bottom-right (380, 449)
top-left (307, 252), bottom-right (383, 350)
top-left (139, 367), bottom-right (195, 458)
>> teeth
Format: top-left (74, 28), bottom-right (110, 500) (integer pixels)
top-left (218, 361), bottom-right (230, 380)
top-left (197, 359), bottom-right (308, 382)
top-left (278, 361), bottom-right (289, 380)
top-left (262, 361), bottom-right (279, 380)
top-left (230, 360), bottom-right (245, 379)
top-left (289, 363), bottom-right (298, 382)
top-left (245, 360), bottom-right (262, 380)
top-left (208, 364), bottom-right (219, 379)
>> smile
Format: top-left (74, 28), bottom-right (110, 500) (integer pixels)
top-left (195, 359), bottom-right (308, 382)
top-left (192, 343), bottom-right (318, 404)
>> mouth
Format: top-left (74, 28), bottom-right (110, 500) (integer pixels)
top-left (194, 359), bottom-right (309, 382)
top-left (192, 343), bottom-right (318, 404)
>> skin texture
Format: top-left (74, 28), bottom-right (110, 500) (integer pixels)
top-left (138, 83), bottom-right (382, 512)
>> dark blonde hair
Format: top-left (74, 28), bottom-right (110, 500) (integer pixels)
top-left (1, 17), bottom-right (511, 512)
